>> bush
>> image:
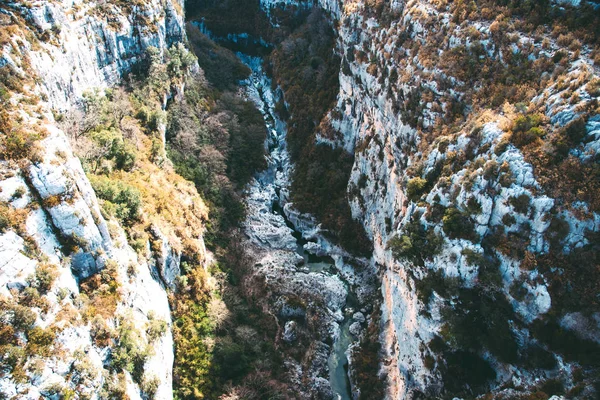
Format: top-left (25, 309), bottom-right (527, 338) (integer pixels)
top-left (466, 197), bottom-right (482, 215)
top-left (510, 194), bottom-right (531, 214)
top-left (28, 263), bottom-right (59, 294)
top-left (531, 318), bottom-right (600, 367)
top-left (141, 375), bottom-right (161, 400)
top-left (545, 215), bottom-right (569, 249)
top-left (415, 269), bottom-right (461, 304)
top-left (441, 287), bottom-right (519, 364)
top-left (442, 207), bottom-right (478, 242)
top-left (441, 350), bottom-right (496, 397)
top-left (502, 213), bottom-right (516, 226)
top-left (406, 177), bottom-right (427, 201)
top-left (110, 313), bottom-right (150, 384)
top-left (90, 176), bottom-right (141, 224)
top-left (146, 316), bottom-right (168, 343)
top-left (511, 113), bottom-right (545, 147)
top-left (387, 219), bottom-right (442, 266)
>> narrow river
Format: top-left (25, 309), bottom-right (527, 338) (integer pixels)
top-left (239, 54), bottom-right (356, 400)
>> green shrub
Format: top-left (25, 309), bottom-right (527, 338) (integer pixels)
top-left (110, 314), bottom-right (150, 384)
top-left (442, 207), bottom-right (478, 242)
top-left (441, 287), bottom-right (519, 364)
top-left (90, 176), bottom-right (141, 224)
top-left (466, 197), bottom-right (482, 215)
top-left (545, 215), bottom-right (569, 249)
top-left (531, 318), bottom-right (600, 367)
top-left (146, 316), bottom-right (168, 343)
top-left (502, 213), bottom-right (516, 226)
top-left (441, 350), bottom-right (496, 397)
top-left (510, 113), bottom-right (545, 147)
top-left (510, 194), bottom-right (531, 214)
top-left (387, 219), bottom-right (443, 266)
top-left (406, 177), bottom-right (427, 201)
top-left (141, 375), bottom-right (161, 400)
top-left (28, 263), bottom-right (59, 294)
top-left (11, 304), bottom-right (37, 332)
top-left (26, 326), bottom-right (56, 357)
top-left (415, 269), bottom-right (461, 304)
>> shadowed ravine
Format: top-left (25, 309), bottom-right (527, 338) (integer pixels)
top-left (240, 53), bottom-right (356, 400)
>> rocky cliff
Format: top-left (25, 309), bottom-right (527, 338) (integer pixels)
top-left (0, 1), bottom-right (207, 398)
top-left (259, 0), bottom-right (600, 398)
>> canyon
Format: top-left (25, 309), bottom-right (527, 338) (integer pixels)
top-left (1, 0), bottom-right (600, 399)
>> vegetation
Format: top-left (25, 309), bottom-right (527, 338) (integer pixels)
top-left (269, 9), bottom-right (372, 255)
top-left (442, 207), bottom-right (478, 242)
top-left (387, 218), bottom-right (443, 266)
top-left (169, 25), bottom-right (267, 245)
top-left (89, 176), bottom-right (142, 225)
top-left (406, 177), bottom-right (428, 202)
top-left (350, 308), bottom-right (386, 400)
top-left (80, 261), bottom-right (121, 320)
top-left (110, 313), bottom-right (150, 385)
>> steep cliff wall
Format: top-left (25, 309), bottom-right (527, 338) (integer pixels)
top-left (0, 1), bottom-right (208, 399)
top-left (260, 0), bottom-right (600, 398)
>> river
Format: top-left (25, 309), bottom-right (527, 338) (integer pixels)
top-left (239, 53), bottom-right (357, 400)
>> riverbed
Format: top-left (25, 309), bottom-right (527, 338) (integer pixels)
top-left (239, 54), bottom-right (357, 400)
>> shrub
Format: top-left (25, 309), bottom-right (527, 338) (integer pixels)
top-left (415, 269), bottom-right (462, 304)
top-left (442, 207), bottom-right (478, 242)
top-left (141, 375), bottom-right (161, 399)
top-left (387, 219), bottom-right (443, 266)
top-left (80, 260), bottom-right (121, 319)
top-left (11, 186), bottom-right (26, 200)
top-left (406, 177), bottom-right (428, 201)
top-left (511, 113), bottom-right (545, 148)
top-left (531, 318), bottom-right (600, 367)
top-left (1, 126), bottom-right (45, 161)
top-left (466, 197), bottom-right (482, 215)
top-left (90, 176), bottom-right (141, 224)
top-left (110, 313), bottom-right (150, 384)
top-left (545, 215), bottom-right (569, 249)
top-left (26, 326), bottom-right (56, 357)
top-left (502, 213), bottom-right (516, 226)
top-left (441, 287), bottom-right (519, 364)
top-left (11, 304), bottom-right (37, 332)
top-left (28, 263), bottom-right (59, 294)
top-left (560, 116), bottom-right (587, 144)
top-left (441, 350), bottom-right (496, 397)
top-left (510, 194), bottom-right (531, 214)
top-left (146, 316), bottom-right (168, 343)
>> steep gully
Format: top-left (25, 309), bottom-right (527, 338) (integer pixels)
top-left (242, 54), bottom-right (355, 400)
top-left (197, 23), bottom-right (360, 398)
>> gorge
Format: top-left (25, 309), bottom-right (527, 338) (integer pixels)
top-left (1, 0), bottom-right (600, 399)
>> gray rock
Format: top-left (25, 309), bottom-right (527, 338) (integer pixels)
top-left (70, 252), bottom-right (98, 279)
top-left (283, 320), bottom-right (298, 343)
top-left (150, 225), bottom-right (181, 291)
top-left (313, 376), bottom-right (334, 400)
top-left (352, 312), bottom-right (365, 323)
top-left (349, 322), bottom-right (362, 337)
top-left (309, 341), bottom-right (331, 377)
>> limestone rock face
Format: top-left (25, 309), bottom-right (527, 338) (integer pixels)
top-left (14, 0), bottom-right (186, 110)
top-left (0, 1), bottom-right (195, 399)
top-left (260, 0), bottom-right (600, 398)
